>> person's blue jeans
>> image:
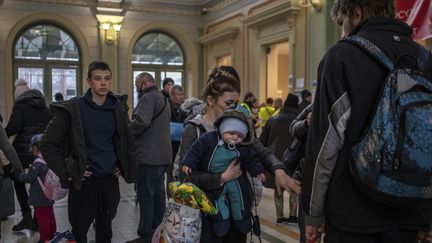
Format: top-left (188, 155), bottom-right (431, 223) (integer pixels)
top-left (136, 165), bottom-right (166, 242)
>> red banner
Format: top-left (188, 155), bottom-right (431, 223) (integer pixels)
top-left (396, 0), bottom-right (432, 40)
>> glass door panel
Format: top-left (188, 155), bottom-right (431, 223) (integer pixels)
top-left (51, 68), bottom-right (77, 101)
top-left (17, 67), bottom-right (44, 93)
top-left (161, 71), bottom-right (182, 86)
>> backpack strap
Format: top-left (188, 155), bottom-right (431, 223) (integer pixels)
top-left (342, 35), bottom-right (395, 71)
top-left (417, 45), bottom-right (431, 71)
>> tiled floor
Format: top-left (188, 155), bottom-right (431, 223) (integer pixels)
top-left (1, 179), bottom-right (300, 243)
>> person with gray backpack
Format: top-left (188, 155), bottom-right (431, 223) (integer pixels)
top-left (302, 0), bottom-right (432, 242)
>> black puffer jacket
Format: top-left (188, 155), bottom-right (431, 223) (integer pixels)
top-left (40, 91), bottom-right (136, 190)
top-left (5, 89), bottom-right (52, 167)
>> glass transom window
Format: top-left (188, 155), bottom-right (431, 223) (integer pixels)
top-left (15, 24), bottom-right (79, 61)
top-left (132, 32), bottom-right (184, 65)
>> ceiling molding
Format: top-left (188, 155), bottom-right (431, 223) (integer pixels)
top-left (126, 4), bottom-right (199, 16)
top-left (10, 0), bottom-right (97, 7)
top-left (242, 1), bottom-right (299, 27)
top-left (205, 13), bottom-right (242, 34)
top-left (200, 26), bottom-right (238, 44)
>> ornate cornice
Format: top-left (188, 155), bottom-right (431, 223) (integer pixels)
top-left (200, 26), bottom-right (239, 44)
top-left (10, 0), bottom-right (96, 7)
top-left (242, 1), bottom-right (299, 27)
top-left (126, 4), bottom-right (199, 16)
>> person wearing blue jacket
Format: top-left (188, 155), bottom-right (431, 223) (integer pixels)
top-left (182, 107), bottom-right (265, 236)
top-left (16, 134), bottom-right (56, 243)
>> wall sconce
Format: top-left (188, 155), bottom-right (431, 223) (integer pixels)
top-left (299, 0), bottom-right (322, 11)
top-left (101, 22), bottom-right (121, 45)
top-left (113, 24), bottom-right (121, 32)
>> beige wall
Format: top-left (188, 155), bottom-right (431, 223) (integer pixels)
top-left (201, 15), bottom-right (244, 90)
top-left (266, 44), bottom-right (289, 100)
top-left (278, 54), bottom-right (289, 99)
top-left (201, 0), bottom-right (306, 103)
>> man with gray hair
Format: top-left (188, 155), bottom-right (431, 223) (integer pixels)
top-left (302, 0), bottom-right (432, 242)
top-left (127, 72), bottom-right (172, 243)
top-left (166, 84), bottom-right (186, 195)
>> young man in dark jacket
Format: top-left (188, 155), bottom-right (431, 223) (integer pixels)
top-left (6, 88), bottom-right (52, 231)
top-left (40, 61), bottom-right (136, 243)
top-left (302, 1), bottom-right (432, 242)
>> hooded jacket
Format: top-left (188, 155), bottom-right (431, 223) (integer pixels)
top-left (259, 106), bottom-right (299, 188)
top-left (179, 106), bottom-right (286, 191)
top-left (302, 17), bottom-right (432, 232)
top-left (183, 109), bottom-right (263, 177)
top-left (16, 157), bottom-right (53, 207)
top-left (40, 90), bottom-right (136, 191)
top-left (5, 89), bottom-right (52, 167)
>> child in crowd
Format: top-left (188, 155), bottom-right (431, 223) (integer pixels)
top-left (182, 106), bottom-right (265, 236)
top-left (16, 134), bottom-right (56, 243)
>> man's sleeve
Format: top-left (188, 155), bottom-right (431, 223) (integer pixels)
top-left (130, 93), bottom-right (156, 136)
top-left (259, 120), bottom-right (270, 147)
top-left (251, 139), bottom-right (286, 174)
top-left (5, 106), bottom-right (23, 137)
top-left (40, 109), bottom-right (70, 185)
top-left (181, 134), bottom-right (207, 170)
top-left (242, 146), bottom-right (264, 177)
top-left (0, 125), bottom-right (22, 171)
top-left (302, 52), bottom-right (352, 227)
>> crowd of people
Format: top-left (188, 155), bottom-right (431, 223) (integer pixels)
top-left (1, 0), bottom-right (432, 243)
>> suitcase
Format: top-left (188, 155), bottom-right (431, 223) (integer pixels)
top-left (0, 177), bottom-right (16, 218)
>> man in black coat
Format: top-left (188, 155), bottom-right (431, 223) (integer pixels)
top-left (260, 94), bottom-right (299, 224)
top-left (40, 61), bottom-right (136, 243)
top-left (6, 88), bottom-right (52, 231)
top-left (302, 0), bottom-right (432, 242)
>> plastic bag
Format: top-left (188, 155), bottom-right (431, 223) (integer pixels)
top-left (152, 200), bottom-right (201, 243)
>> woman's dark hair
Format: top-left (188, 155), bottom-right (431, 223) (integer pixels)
top-left (202, 66), bottom-right (241, 103)
top-left (331, 0), bottom-right (395, 22)
top-left (243, 92), bottom-right (255, 103)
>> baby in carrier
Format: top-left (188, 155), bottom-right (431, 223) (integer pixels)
top-left (182, 106), bottom-right (265, 236)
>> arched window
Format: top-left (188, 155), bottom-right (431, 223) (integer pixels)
top-left (132, 32), bottom-right (185, 106)
top-left (14, 24), bottom-right (81, 101)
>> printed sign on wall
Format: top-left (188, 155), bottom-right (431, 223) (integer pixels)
top-left (396, 0), bottom-right (432, 40)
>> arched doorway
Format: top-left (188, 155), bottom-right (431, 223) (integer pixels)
top-left (13, 23), bottom-right (81, 101)
top-left (131, 32), bottom-right (185, 107)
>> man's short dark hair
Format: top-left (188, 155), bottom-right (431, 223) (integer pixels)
top-left (331, 0), bottom-right (395, 22)
top-left (163, 78), bottom-right (174, 87)
top-left (54, 92), bottom-right (64, 101)
top-left (87, 61), bottom-right (112, 79)
top-left (301, 89), bottom-right (312, 99)
top-left (266, 97), bottom-right (274, 105)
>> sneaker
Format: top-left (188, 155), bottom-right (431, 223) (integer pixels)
top-left (125, 237), bottom-right (147, 243)
top-left (286, 216), bottom-right (298, 224)
top-left (276, 217), bottom-right (289, 224)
